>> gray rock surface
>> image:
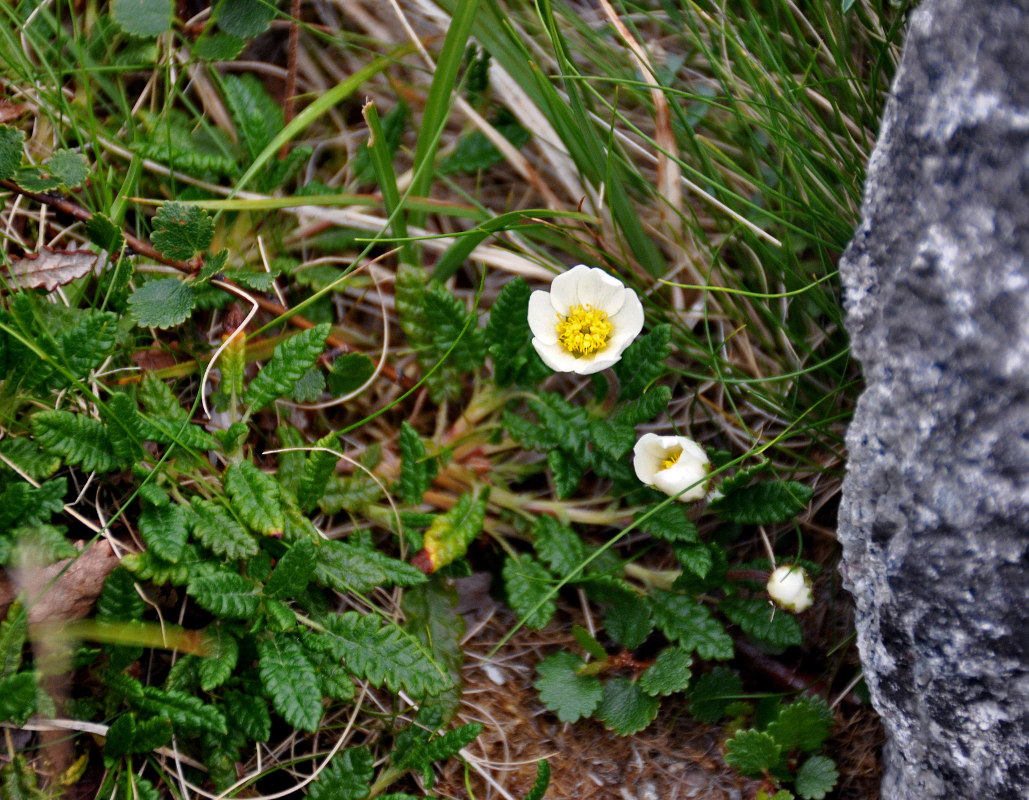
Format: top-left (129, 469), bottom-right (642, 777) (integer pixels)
top-left (838, 1), bottom-right (1029, 797)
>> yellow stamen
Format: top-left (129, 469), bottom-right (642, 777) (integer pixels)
top-left (661, 448), bottom-right (682, 471)
top-left (556, 304), bottom-right (612, 357)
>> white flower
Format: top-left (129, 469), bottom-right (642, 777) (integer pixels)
top-left (528, 265), bottom-right (644, 375)
top-left (632, 433), bottom-right (710, 501)
top-left (766, 565), bottom-right (814, 613)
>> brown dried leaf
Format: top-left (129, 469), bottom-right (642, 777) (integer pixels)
top-left (7, 248), bottom-right (97, 291)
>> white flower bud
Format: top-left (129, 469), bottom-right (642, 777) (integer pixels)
top-left (766, 565), bottom-right (814, 613)
top-left (632, 433), bottom-right (710, 501)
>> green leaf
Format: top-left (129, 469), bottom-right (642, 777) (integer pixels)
top-left (766, 696), bottom-right (834, 753)
top-left (132, 717), bottom-right (174, 754)
top-left (30, 410), bottom-right (119, 473)
top-left (128, 278), bottom-right (197, 329)
top-left (220, 73), bottom-right (282, 161)
top-left (317, 611), bottom-right (451, 699)
top-left (85, 213), bottom-right (125, 253)
top-left (308, 747), bottom-right (374, 800)
top-left (224, 461), bottom-right (285, 536)
top-left (424, 282), bottom-right (488, 371)
top-left (0, 603), bottom-right (26, 679)
top-left (613, 323), bottom-right (671, 401)
top-left (612, 385), bottom-right (671, 427)
top-left (192, 32), bottom-right (246, 60)
top-left (0, 438), bottom-right (59, 481)
top-left (794, 756), bottom-right (838, 800)
top-left (110, 0), bottom-right (171, 37)
top-left (223, 689), bottom-right (271, 742)
top-left (398, 422), bottom-right (437, 505)
top-left (636, 504), bottom-right (700, 543)
top-left (117, 774), bottom-right (159, 800)
top-left (187, 571), bottom-right (259, 619)
top-left (720, 596), bottom-right (803, 650)
top-left (438, 123), bottom-right (530, 175)
top-left (316, 540), bottom-right (426, 594)
top-left (215, 0), bottom-right (276, 38)
top-left (414, 491), bottom-right (487, 573)
top-left (150, 203), bottom-right (215, 261)
top-left (264, 539), bottom-right (317, 598)
top-left (326, 352), bottom-right (375, 397)
top-left (97, 567), bottom-right (145, 623)
top-left (296, 434), bottom-right (338, 512)
top-left (0, 672), bottom-right (37, 725)
top-left (547, 448), bottom-right (583, 499)
top-left (639, 646), bottom-right (692, 697)
top-left (139, 372), bottom-right (188, 419)
top-left (588, 418), bottom-right (635, 461)
top-left (534, 650), bottom-right (602, 723)
top-left (689, 666), bottom-right (743, 723)
top-left (198, 626), bottom-right (239, 691)
top-left (189, 497), bottom-right (259, 559)
top-left (9, 524), bottom-right (77, 567)
top-left (354, 101), bottom-right (408, 183)
top-left (103, 714), bottom-right (136, 759)
top-left (485, 276), bottom-right (549, 387)
top-left (244, 324), bottom-right (331, 411)
top-left (724, 729), bottom-right (782, 776)
top-left (523, 759), bottom-right (551, 800)
top-left (287, 366), bottom-right (324, 402)
top-left (503, 554), bottom-right (556, 629)
top-left (139, 503), bottom-right (189, 563)
top-left (532, 516), bottom-right (585, 578)
top-left (395, 721), bottom-right (483, 772)
top-left (137, 686), bottom-right (227, 734)
top-left (403, 580), bottom-right (465, 721)
top-left (0, 755), bottom-right (42, 800)
top-left (600, 589), bottom-right (653, 650)
top-left (674, 542), bottom-right (714, 579)
top-left (651, 590), bottom-right (733, 660)
top-left (0, 126), bottom-right (23, 180)
top-left (258, 634), bottom-right (323, 731)
top-left (45, 150), bottom-right (89, 189)
top-left (595, 676), bottom-right (660, 735)
top-left (710, 481), bottom-right (814, 525)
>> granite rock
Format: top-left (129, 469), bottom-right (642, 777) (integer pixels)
top-left (838, 1), bottom-right (1029, 798)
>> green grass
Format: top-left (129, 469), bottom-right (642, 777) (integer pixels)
top-left (0, 0), bottom-right (910, 797)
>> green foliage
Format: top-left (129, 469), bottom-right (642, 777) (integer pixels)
top-left (187, 571), bottom-right (259, 619)
top-left (595, 677), bottom-right (660, 735)
top-left (613, 324), bottom-right (671, 400)
top-left (139, 503), bottom-right (189, 563)
top-left (794, 755), bottom-right (838, 799)
top-left (215, 0), bottom-right (277, 38)
top-left (128, 278), bottom-right (197, 329)
top-left (264, 539), bottom-right (317, 599)
top-left (0, 125), bottom-right (23, 180)
top-left (711, 481), bottom-right (815, 525)
top-left (438, 123), bottom-right (530, 174)
top-left (30, 410), bottom-right (120, 473)
top-left (532, 516), bottom-right (585, 577)
top-left (224, 461), bottom-right (284, 536)
top-left (111, 0), bottom-right (171, 37)
top-left (639, 646), bottom-right (692, 697)
top-left (415, 491), bottom-right (487, 572)
top-left (326, 352), bottom-right (375, 396)
top-left (316, 540), bottom-right (426, 594)
top-left (503, 553), bottom-right (556, 629)
top-left (189, 498), bottom-right (259, 559)
top-left (636, 503), bottom-right (700, 543)
top-left (244, 324), bottom-right (331, 412)
top-left (0, 672), bottom-right (38, 725)
top-left (398, 421), bottom-right (437, 505)
top-left (403, 580), bottom-right (465, 720)
top-left (0, 603), bottom-right (26, 679)
top-left (97, 568), bottom-right (145, 623)
top-left (689, 667), bottom-right (743, 723)
top-left (198, 626), bottom-right (239, 691)
top-left (651, 590), bottom-right (734, 660)
top-left (1, 755), bottom-right (43, 800)
top-left (150, 203), bottom-right (215, 261)
top-left (308, 748), bottom-right (374, 800)
top-left (720, 596), bottom-right (803, 650)
top-left (724, 729), bottom-right (782, 776)
top-left (766, 696), bottom-right (834, 753)
top-left (486, 277), bottom-right (549, 387)
top-left (258, 634), bottom-right (323, 732)
top-left (534, 650), bottom-right (602, 723)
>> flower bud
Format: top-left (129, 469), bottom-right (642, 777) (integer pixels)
top-left (632, 433), bottom-right (710, 501)
top-left (766, 565), bottom-right (813, 613)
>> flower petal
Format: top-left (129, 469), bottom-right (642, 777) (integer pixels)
top-left (532, 338), bottom-right (582, 373)
top-left (607, 289), bottom-right (645, 344)
top-left (549, 264), bottom-right (590, 312)
top-left (632, 433), bottom-right (664, 483)
top-left (576, 268), bottom-right (627, 316)
top-left (528, 290), bottom-right (559, 345)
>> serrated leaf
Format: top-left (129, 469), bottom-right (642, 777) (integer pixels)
top-left (111, 0), bottom-right (171, 37)
top-left (150, 202), bottom-right (214, 261)
top-left (326, 352), bottom-right (375, 397)
top-left (613, 385), bottom-right (672, 427)
top-left (10, 523), bottom-right (77, 567)
top-left (528, 393), bottom-right (590, 460)
top-left (224, 461), bottom-right (284, 536)
top-left (46, 149), bottom-right (89, 189)
top-left (639, 646), bottom-right (692, 697)
top-left (131, 716), bottom-right (174, 753)
top-left (31, 410), bottom-right (119, 472)
top-left (297, 435), bottom-right (338, 511)
top-left (438, 123), bottom-right (530, 175)
top-left (137, 686), bottom-right (227, 734)
top-left (223, 689), bottom-right (271, 742)
top-left (534, 651), bottom-right (602, 723)
top-left (97, 567), bottom-right (145, 623)
top-left (139, 503), bottom-right (189, 563)
top-left (0, 438), bottom-right (59, 481)
top-left (794, 755), bottom-right (838, 800)
top-left (316, 540), bottom-right (425, 594)
top-left (85, 213), bottom-right (124, 252)
top-left (503, 554), bottom-right (555, 629)
top-left (724, 729), bottom-right (782, 776)
top-left (485, 276), bottom-right (548, 387)
top-left (595, 676), bottom-right (660, 735)
top-left (0, 126), bottom-right (23, 180)
top-left (636, 504), bottom-right (700, 543)
top-left (198, 627), bottom-right (238, 691)
top-left (424, 282), bottom-right (487, 370)
top-left (397, 722), bottom-right (483, 773)
top-left (7, 249), bottom-right (97, 291)
top-left (308, 747), bottom-right (374, 800)
top-left (720, 596), bottom-right (803, 650)
top-left (118, 774), bottom-right (158, 800)
top-left (613, 323), bottom-right (671, 401)
top-left (412, 491), bottom-right (486, 573)
top-left (128, 278), bottom-right (197, 329)
top-left (220, 73), bottom-right (282, 162)
top-left (710, 481), bottom-right (814, 525)
top-left (403, 580), bottom-right (465, 721)
top-left (532, 515), bottom-right (585, 577)
top-left (104, 714), bottom-right (136, 759)
top-left (244, 324), bottom-right (330, 411)
top-left (215, 0), bottom-right (276, 38)
top-left (288, 366), bottom-right (325, 401)
top-left (318, 611), bottom-right (451, 699)
top-left (522, 759), bottom-right (551, 800)
top-left (398, 422), bottom-right (437, 505)
top-left (258, 634), bottom-right (323, 731)
top-left (651, 590), bottom-right (734, 660)
top-left (766, 696), bottom-right (834, 753)
top-left (547, 448), bottom-right (583, 499)
top-left (0, 603), bottom-right (26, 679)
top-left (0, 672), bottom-right (37, 725)
top-left (600, 589), bottom-right (653, 650)
top-left (674, 542), bottom-right (714, 579)
top-left (263, 597), bottom-right (296, 632)
top-left (589, 418), bottom-right (635, 461)
top-left (305, 646), bottom-right (355, 701)
top-left (192, 32), bottom-right (246, 61)
top-left (264, 538), bottom-right (317, 599)
top-left (189, 497), bottom-right (259, 559)
top-left (139, 372), bottom-right (188, 419)
top-left (689, 666), bottom-right (743, 723)
top-left (187, 571), bottom-right (259, 619)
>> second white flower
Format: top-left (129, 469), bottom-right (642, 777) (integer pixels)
top-left (632, 433), bottom-right (710, 501)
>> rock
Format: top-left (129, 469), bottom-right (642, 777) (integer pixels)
top-left (838, 1), bottom-right (1029, 798)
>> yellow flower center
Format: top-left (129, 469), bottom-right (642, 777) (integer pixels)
top-left (661, 448), bottom-right (682, 471)
top-left (556, 304), bottom-right (612, 357)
